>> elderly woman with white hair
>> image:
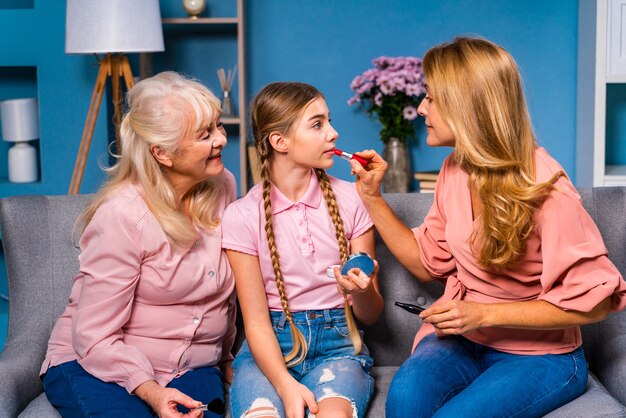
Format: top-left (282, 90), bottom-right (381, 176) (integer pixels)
top-left (40, 72), bottom-right (236, 418)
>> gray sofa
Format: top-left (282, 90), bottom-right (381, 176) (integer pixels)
top-left (1, 189), bottom-right (625, 418)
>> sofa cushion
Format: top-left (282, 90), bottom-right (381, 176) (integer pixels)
top-left (544, 372), bottom-right (626, 418)
top-left (19, 393), bottom-right (61, 418)
top-left (367, 366), bottom-right (396, 417)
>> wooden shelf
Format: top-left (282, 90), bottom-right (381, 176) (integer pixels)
top-left (222, 116), bottom-right (241, 125)
top-left (605, 165), bottom-right (626, 186)
top-left (162, 17), bottom-right (239, 25)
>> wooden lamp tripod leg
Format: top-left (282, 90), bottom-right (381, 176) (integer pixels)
top-left (111, 55), bottom-right (136, 155)
top-left (68, 55), bottom-right (111, 195)
top-left (120, 55), bottom-right (136, 91)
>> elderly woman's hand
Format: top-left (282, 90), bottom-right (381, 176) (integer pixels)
top-left (135, 380), bottom-right (203, 418)
top-left (349, 149), bottom-right (387, 201)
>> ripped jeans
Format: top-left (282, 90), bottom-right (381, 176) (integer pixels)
top-left (229, 309), bottom-right (374, 418)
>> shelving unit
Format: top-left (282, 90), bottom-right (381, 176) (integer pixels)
top-left (577, 0), bottom-right (626, 186)
top-left (146, 0), bottom-right (249, 195)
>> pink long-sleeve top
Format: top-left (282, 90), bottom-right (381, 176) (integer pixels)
top-left (413, 148), bottom-right (626, 355)
top-left (40, 173), bottom-right (237, 393)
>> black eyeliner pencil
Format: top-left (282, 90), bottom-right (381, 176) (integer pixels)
top-left (395, 301), bottom-right (425, 315)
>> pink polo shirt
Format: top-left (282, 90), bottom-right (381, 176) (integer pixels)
top-left (222, 171), bottom-right (373, 311)
top-left (413, 148), bottom-right (626, 355)
top-left (40, 172), bottom-right (237, 393)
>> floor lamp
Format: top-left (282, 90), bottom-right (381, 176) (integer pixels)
top-left (65, 0), bottom-right (164, 195)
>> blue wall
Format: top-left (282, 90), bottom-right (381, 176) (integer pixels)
top-left (0, 0), bottom-right (581, 196)
top-left (0, 0), bottom-right (580, 348)
top-left (246, 0), bottom-right (579, 180)
top-left (0, 2), bottom-right (110, 196)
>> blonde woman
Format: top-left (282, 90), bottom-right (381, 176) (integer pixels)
top-left (352, 37), bottom-right (626, 418)
top-left (222, 82), bottom-right (383, 418)
top-left (41, 72), bottom-right (236, 418)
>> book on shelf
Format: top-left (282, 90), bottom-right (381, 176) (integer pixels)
top-left (419, 180), bottom-right (437, 193)
top-left (418, 180), bottom-right (437, 190)
top-left (414, 170), bottom-right (439, 181)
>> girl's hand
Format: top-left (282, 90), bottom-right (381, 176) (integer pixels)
top-left (349, 149), bottom-right (387, 200)
top-left (278, 381), bottom-right (319, 418)
top-left (420, 300), bottom-right (487, 335)
top-left (135, 380), bottom-right (203, 418)
top-left (333, 260), bottom-right (379, 295)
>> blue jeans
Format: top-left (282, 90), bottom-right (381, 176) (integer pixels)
top-left (386, 334), bottom-right (588, 418)
top-left (43, 360), bottom-right (225, 418)
top-left (230, 309), bottom-right (374, 418)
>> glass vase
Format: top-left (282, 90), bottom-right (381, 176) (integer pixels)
top-left (382, 137), bottom-right (412, 193)
top-left (222, 89), bottom-right (234, 117)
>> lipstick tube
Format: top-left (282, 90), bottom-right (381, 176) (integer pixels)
top-left (333, 148), bottom-right (369, 168)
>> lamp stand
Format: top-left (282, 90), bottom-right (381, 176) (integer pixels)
top-left (69, 53), bottom-right (135, 195)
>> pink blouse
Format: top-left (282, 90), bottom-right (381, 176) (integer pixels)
top-left (413, 148), bottom-right (626, 354)
top-left (221, 171), bottom-right (373, 311)
top-left (40, 173), bottom-right (237, 393)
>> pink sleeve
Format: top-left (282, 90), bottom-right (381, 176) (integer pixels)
top-left (222, 200), bottom-right (259, 255)
top-left (413, 160), bottom-right (457, 279)
top-left (73, 203), bottom-right (155, 393)
top-left (537, 186), bottom-right (626, 312)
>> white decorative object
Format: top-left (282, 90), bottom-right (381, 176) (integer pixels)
top-left (183, 0), bottom-right (207, 18)
top-left (0, 98), bottom-right (39, 183)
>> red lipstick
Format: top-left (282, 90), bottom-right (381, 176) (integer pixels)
top-left (333, 148), bottom-right (369, 168)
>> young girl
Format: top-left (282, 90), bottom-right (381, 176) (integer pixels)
top-left (222, 82), bottom-right (383, 418)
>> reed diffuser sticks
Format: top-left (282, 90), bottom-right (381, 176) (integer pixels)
top-left (217, 65), bottom-right (237, 117)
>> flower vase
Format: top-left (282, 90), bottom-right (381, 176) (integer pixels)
top-left (382, 137), bottom-right (411, 193)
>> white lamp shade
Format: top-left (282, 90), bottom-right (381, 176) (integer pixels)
top-left (0, 98), bottom-right (39, 142)
top-left (66, 0), bottom-right (165, 54)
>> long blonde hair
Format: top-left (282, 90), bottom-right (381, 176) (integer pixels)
top-left (423, 37), bottom-right (563, 269)
top-left (251, 82), bottom-right (362, 367)
top-left (77, 71), bottom-right (228, 246)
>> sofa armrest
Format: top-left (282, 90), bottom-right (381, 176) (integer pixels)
top-left (593, 332), bottom-right (626, 406)
top-left (0, 339), bottom-right (47, 417)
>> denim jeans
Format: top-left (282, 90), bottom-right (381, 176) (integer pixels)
top-left (230, 309), bottom-right (374, 418)
top-left (43, 360), bottom-right (225, 418)
top-left (386, 334), bottom-right (588, 418)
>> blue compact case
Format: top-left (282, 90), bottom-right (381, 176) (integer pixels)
top-left (341, 252), bottom-right (375, 276)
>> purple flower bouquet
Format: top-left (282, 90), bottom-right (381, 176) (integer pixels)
top-left (348, 56), bottom-right (425, 144)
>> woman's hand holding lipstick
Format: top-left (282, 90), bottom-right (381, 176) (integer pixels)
top-left (348, 149), bottom-right (388, 200)
top-left (333, 148), bottom-right (369, 168)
